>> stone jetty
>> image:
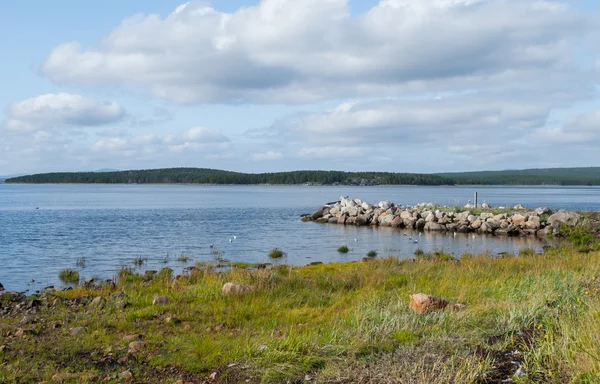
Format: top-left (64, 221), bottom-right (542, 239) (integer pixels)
top-left (302, 197), bottom-right (583, 237)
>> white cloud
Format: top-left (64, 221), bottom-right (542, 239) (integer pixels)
top-left (252, 151), bottom-right (283, 160)
top-left (3, 93), bottom-right (126, 133)
top-left (91, 126), bottom-right (231, 156)
top-left (297, 146), bottom-right (366, 158)
top-left (40, 0), bottom-right (590, 103)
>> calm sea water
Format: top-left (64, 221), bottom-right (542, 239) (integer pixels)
top-left (1, 184), bottom-right (598, 293)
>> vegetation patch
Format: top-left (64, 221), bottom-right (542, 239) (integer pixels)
top-left (268, 248), bottom-right (286, 258)
top-left (58, 268), bottom-right (79, 284)
top-left (337, 245), bottom-right (349, 253)
top-left (367, 250), bottom-right (377, 258)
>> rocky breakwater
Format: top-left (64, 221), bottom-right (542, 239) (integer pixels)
top-left (302, 197), bottom-right (583, 237)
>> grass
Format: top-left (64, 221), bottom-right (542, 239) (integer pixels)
top-left (337, 245), bottom-right (349, 253)
top-left (57, 268), bottom-right (79, 284)
top-left (5, 245), bottom-right (600, 383)
top-left (367, 250), bottom-right (377, 258)
top-left (268, 248), bottom-right (286, 258)
top-left (177, 253), bottom-right (192, 263)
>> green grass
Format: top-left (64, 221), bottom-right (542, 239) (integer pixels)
top-left (177, 253), bottom-right (192, 263)
top-left (337, 245), bottom-right (349, 253)
top-left (367, 250), bottom-right (377, 258)
top-left (58, 268), bottom-right (79, 284)
top-left (268, 248), bottom-right (286, 258)
top-left (6, 247), bottom-right (600, 383)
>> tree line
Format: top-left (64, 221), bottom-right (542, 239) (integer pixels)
top-left (5, 167), bottom-right (600, 185)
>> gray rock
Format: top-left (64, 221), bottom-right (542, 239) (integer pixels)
top-left (118, 370), bottom-right (133, 380)
top-left (425, 213), bottom-right (436, 222)
top-left (222, 282), bottom-right (252, 296)
top-left (424, 222), bottom-right (444, 231)
top-left (90, 296), bottom-right (105, 309)
top-left (152, 296), bottom-right (170, 305)
top-left (69, 326), bottom-right (86, 337)
top-left (481, 203), bottom-right (490, 209)
top-left (378, 201), bottom-right (393, 210)
top-left (514, 204), bottom-right (525, 210)
top-left (547, 210), bottom-right (581, 227)
top-left (400, 210), bottom-right (412, 220)
top-left (535, 206), bottom-right (551, 216)
top-left (310, 206), bottom-right (328, 221)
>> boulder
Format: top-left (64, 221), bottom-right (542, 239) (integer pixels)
top-left (0, 283), bottom-right (3, 292)
top-left (403, 217), bottom-right (417, 229)
top-left (400, 210), bottom-right (413, 220)
top-left (547, 210), bottom-right (581, 227)
top-left (424, 222), bottom-right (444, 231)
top-left (310, 206), bottom-right (329, 221)
top-left (409, 293), bottom-right (450, 314)
top-left (425, 213), bottom-right (436, 222)
top-left (471, 219), bottom-right (482, 230)
top-left (415, 218), bottom-right (426, 230)
top-left (361, 202), bottom-right (373, 211)
top-left (535, 207), bottom-right (551, 216)
top-left (152, 296), bottom-right (170, 305)
top-left (511, 213), bottom-right (526, 226)
top-left (119, 370), bottom-right (133, 381)
top-left (391, 216), bottom-right (403, 228)
top-left (348, 206), bottom-right (360, 217)
top-left (525, 215), bottom-right (541, 229)
top-left (222, 282), bottom-right (252, 296)
top-left (355, 215), bottom-right (369, 226)
top-left (481, 203), bottom-right (490, 209)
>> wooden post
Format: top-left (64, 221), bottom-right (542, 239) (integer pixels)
top-left (474, 192), bottom-right (478, 208)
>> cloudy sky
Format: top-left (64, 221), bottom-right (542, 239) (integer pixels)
top-left (1, 0), bottom-right (599, 175)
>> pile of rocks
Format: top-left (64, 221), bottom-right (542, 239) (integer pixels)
top-left (302, 197), bottom-right (582, 237)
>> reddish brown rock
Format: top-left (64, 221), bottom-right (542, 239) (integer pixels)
top-left (409, 293), bottom-right (450, 314)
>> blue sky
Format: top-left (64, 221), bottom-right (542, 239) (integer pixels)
top-left (1, 0), bottom-right (599, 175)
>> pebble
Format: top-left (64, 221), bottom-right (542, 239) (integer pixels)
top-left (118, 370), bottom-right (133, 380)
top-left (153, 296), bottom-right (170, 305)
top-left (128, 341), bottom-right (146, 353)
top-left (68, 326), bottom-right (86, 337)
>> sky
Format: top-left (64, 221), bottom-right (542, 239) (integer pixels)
top-left (1, 0), bottom-right (600, 176)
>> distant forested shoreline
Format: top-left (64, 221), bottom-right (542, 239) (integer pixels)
top-left (4, 167), bottom-right (600, 186)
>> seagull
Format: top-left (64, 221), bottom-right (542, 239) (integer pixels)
top-left (403, 233), bottom-right (407, 236)
top-left (409, 236), bottom-right (412, 240)
top-left (453, 232), bottom-right (457, 237)
top-left (229, 238), bottom-right (233, 243)
top-left (472, 234), bottom-right (476, 239)
top-left (209, 244), bottom-right (214, 248)
top-left (414, 240), bottom-right (418, 244)
top-left (233, 236), bottom-right (237, 240)
top-left (354, 238), bottom-right (358, 242)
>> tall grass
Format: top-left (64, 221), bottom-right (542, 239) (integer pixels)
top-left (6, 247), bottom-right (600, 383)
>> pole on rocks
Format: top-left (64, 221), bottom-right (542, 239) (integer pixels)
top-left (474, 192), bottom-right (478, 208)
